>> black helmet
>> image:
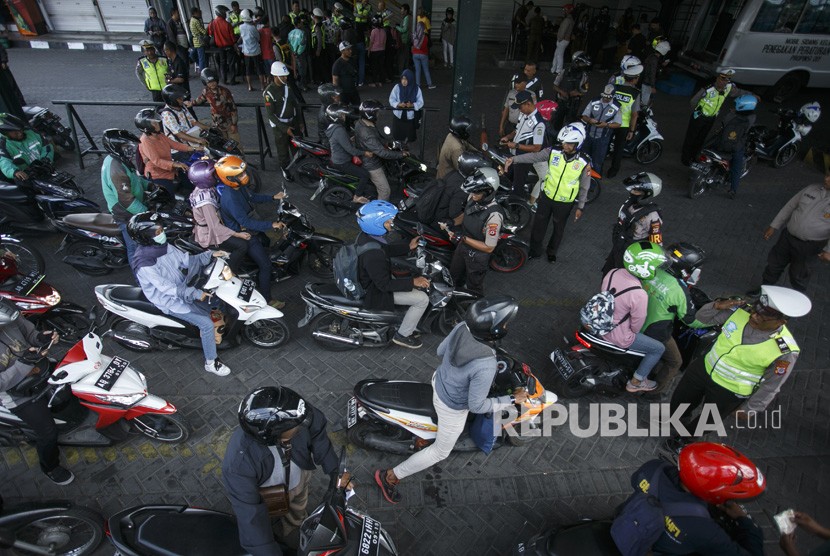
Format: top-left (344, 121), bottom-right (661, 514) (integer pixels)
top-left (162, 84), bottom-right (189, 107)
top-left (449, 116), bottom-right (472, 140)
top-left (238, 386), bottom-right (311, 445)
top-left (464, 295), bottom-right (519, 343)
top-left (135, 108), bottom-right (162, 134)
top-left (0, 113), bottom-right (26, 135)
top-left (457, 151), bottom-right (489, 178)
top-left (127, 212), bottom-right (164, 246)
top-left (461, 167), bottom-right (499, 197)
top-left (103, 129), bottom-right (140, 171)
top-left (325, 103), bottom-right (352, 123)
top-left (214, 4), bottom-right (229, 17)
top-left (371, 15), bottom-right (383, 27)
top-left (359, 99), bottom-right (383, 121)
top-left (200, 68), bottom-right (219, 85)
top-left (0, 298), bottom-right (20, 326)
top-left (666, 242), bottom-right (706, 279)
top-left (317, 83), bottom-right (342, 105)
top-left (571, 50), bottom-right (592, 69)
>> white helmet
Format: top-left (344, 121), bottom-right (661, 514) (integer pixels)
top-left (334, 2), bottom-right (344, 10)
top-left (557, 122), bottom-right (586, 149)
top-left (313, 7), bottom-right (324, 17)
top-left (623, 172), bottom-right (662, 199)
top-left (654, 40), bottom-right (671, 56)
top-left (620, 55), bottom-right (641, 72)
top-left (623, 64), bottom-right (644, 77)
top-left (270, 61), bottom-right (290, 77)
top-left (799, 101), bottom-right (821, 123)
top-left (758, 285), bottom-right (812, 318)
top-left (240, 8), bottom-right (253, 22)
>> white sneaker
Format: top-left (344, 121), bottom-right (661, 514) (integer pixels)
top-left (205, 359), bottom-right (231, 376)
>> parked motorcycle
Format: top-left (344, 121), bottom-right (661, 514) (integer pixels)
top-left (0, 496), bottom-right (105, 556)
top-left (0, 332), bottom-right (190, 446)
top-left (94, 255), bottom-right (290, 350)
top-left (0, 234), bottom-right (45, 277)
top-left (607, 105), bottom-right (664, 165)
top-left (22, 105), bottom-right (76, 151)
top-left (751, 103), bottom-right (821, 168)
top-left (687, 143), bottom-right (756, 200)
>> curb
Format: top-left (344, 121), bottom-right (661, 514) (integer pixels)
top-left (10, 38), bottom-right (140, 51)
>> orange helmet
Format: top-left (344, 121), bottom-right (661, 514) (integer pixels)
top-left (214, 155), bottom-right (249, 188)
top-left (678, 442), bottom-right (765, 505)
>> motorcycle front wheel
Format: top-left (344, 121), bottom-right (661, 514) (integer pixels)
top-left (635, 140), bottom-right (663, 165)
top-left (129, 412), bottom-right (191, 443)
top-left (319, 185), bottom-right (355, 217)
top-left (63, 241), bottom-right (116, 276)
top-left (773, 143), bottom-right (798, 168)
top-left (586, 177), bottom-right (601, 204)
top-left (0, 239), bottom-right (45, 277)
top-left (347, 420), bottom-right (413, 455)
top-left (687, 171), bottom-right (709, 199)
top-left (297, 159), bottom-right (325, 189)
top-left (501, 200), bottom-right (532, 234)
top-left (9, 506), bottom-right (105, 556)
top-left (243, 318), bottom-right (290, 348)
top-left (489, 242), bottom-right (527, 273)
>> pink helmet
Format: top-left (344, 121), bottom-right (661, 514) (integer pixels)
top-left (187, 159), bottom-right (217, 189)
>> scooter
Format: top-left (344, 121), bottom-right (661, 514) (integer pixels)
top-left (347, 347), bottom-right (558, 453)
top-left (751, 103), bottom-right (820, 168)
top-left (22, 105), bottom-right (76, 151)
top-left (94, 256), bottom-right (290, 351)
top-left (607, 105), bottom-right (664, 165)
top-left (0, 496), bottom-right (105, 556)
top-left (0, 332), bottom-right (190, 446)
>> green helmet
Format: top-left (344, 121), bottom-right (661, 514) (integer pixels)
top-left (623, 241), bottom-right (667, 281)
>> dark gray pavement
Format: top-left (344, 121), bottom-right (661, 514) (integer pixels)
top-left (1, 44), bottom-right (829, 555)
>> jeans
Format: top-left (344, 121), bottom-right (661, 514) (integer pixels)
top-left (168, 299), bottom-right (217, 361)
top-left (117, 221), bottom-right (138, 268)
top-left (193, 46), bottom-right (206, 72)
top-left (628, 333), bottom-right (666, 381)
top-left (729, 149), bottom-right (745, 193)
top-left (583, 133), bottom-right (613, 172)
top-left (10, 397), bottom-right (60, 473)
top-left (392, 289), bottom-right (429, 337)
top-left (355, 42), bottom-right (366, 85)
top-left (551, 39), bottom-right (569, 74)
top-left (412, 53), bottom-right (432, 87)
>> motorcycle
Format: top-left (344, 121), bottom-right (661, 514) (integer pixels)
top-left (751, 105), bottom-right (819, 168)
top-left (607, 105), bottom-right (664, 165)
top-left (0, 233), bottom-right (45, 277)
top-left (347, 346), bottom-right (558, 453)
top-left (0, 496), bottom-right (105, 556)
top-left (93, 255), bottom-right (290, 351)
top-left (22, 105), bottom-right (76, 151)
top-left (285, 135), bottom-right (333, 189)
top-left (513, 520), bottom-right (619, 556)
top-left (687, 138), bottom-right (757, 200)
top-left (0, 332), bottom-right (190, 446)
top-left (297, 237), bottom-right (480, 350)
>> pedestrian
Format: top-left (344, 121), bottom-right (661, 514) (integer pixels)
top-left (310, 8), bottom-right (327, 86)
top-left (189, 7), bottom-right (207, 73)
top-left (332, 41), bottom-right (360, 105)
top-left (648, 17), bottom-right (664, 43)
top-left (616, 8), bottom-right (635, 59)
top-left (512, 1), bottom-right (534, 34)
top-left (752, 173), bottom-right (830, 294)
top-left (525, 7), bottom-right (544, 63)
top-left (258, 15), bottom-right (276, 78)
top-left (368, 15), bottom-right (386, 88)
top-left (263, 61), bottom-right (299, 182)
top-left (207, 6), bottom-right (238, 85)
top-left (135, 40), bottom-right (168, 103)
top-left (353, 1), bottom-right (372, 86)
top-left (607, 64), bottom-right (642, 178)
top-left (325, 103), bottom-right (375, 203)
top-left (223, 386), bottom-right (340, 553)
top-left (601, 172), bottom-right (663, 274)
top-left (499, 90), bottom-right (546, 195)
top-left (238, 10), bottom-right (265, 91)
top-left (586, 6), bottom-right (610, 63)
top-left (580, 84), bottom-right (621, 172)
top-left (163, 41), bottom-right (190, 96)
top-left (441, 7), bottom-right (457, 68)
top-left (396, 4), bottom-right (412, 72)
top-left (144, 7), bottom-right (167, 54)
top-left (287, 1), bottom-right (301, 26)
top-left (551, 4), bottom-right (575, 76)
top-left (641, 40), bottom-right (670, 106)
top-left (165, 6), bottom-right (190, 64)
top-left (498, 75), bottom-right (536, 139)
top-left (436, 117), bottom-right (472, 180)
top-left (411, 14), bottom-right (435, 89)
top-left (680, 69), bottom-right (757, 166)
top-left (551, 50), bottom-right (591, 130)
top-left (0, 43), bottom-right (25, 119)
top-left (626, 23), bottom-right (647, 61)
top-left (134, 108), bottom-right (198, 196)
top-left (288, 16), bottom-right (309, 91)
top-left (710, 94), bottom-right (757, 199)
top-left (389, 69), bottom-right (424, 147)
top-left (191, 69), bottom-right (242, 147)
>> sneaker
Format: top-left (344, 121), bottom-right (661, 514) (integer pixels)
top-left (374, 469), bottom-right (401, 504)
top-left (46, 466), bottom-right (74, 486)
top-left (205, 359), bottom-right (231, 376)
top-left (428, 84), bottom-right (437, 89)
top-left (626, 378), bottom-right (658, 393)
top-left (392, 333), bottom-right (423, 349)
top-left (268, 299), bottom-right (286, 309)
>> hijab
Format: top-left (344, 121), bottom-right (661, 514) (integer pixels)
top-left (397, 69), bottom-right (418, 103)
top-left (131, 243), bottom-right (169, 274)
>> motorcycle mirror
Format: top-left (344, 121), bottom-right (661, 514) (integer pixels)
top-left (481, 143), bottom-right (489, 151)
top-left (526, 376), bottom-right (537, 396)
top-left (383, 125), bottom-right (391, 135)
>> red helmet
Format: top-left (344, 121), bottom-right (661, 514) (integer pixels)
top-left (678, 442), bottom-right (765, 504)
top-left (536, 100), bottom-right (558, 122)
top-left (563, 4), bottom-right (575, 13)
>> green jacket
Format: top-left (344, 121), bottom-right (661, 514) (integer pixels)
top-left (0, 130), bottom-right (54, 180)
top-left (641, 269), bottom-right (697, 342)
top-left (100, 155), bottom-right (149, 224)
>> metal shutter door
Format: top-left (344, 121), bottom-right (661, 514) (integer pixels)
top-left (41, 0), bottom-right (102, 32)
top-left (97, 0), bottom-right (150, 32)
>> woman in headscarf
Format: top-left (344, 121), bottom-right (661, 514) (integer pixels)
top-left (388, 69), bottom-right (424, 147)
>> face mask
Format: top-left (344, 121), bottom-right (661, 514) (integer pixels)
top-left (153, 231), bottom-right (167, 245)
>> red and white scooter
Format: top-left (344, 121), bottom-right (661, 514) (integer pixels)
top-left (0, 333), bottom-right (190, 447)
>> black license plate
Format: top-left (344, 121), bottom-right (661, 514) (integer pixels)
top-left (13, 271), bottom-right (45, 295)
top-left (237, 279), bottom-right (256, 301)
top-left (690, 162), bottom-right (706, 171)
top-left (94, 356), bottom-right (130, 391)
top-left (551, 348), bottom-right (576, 381)
top-left (358, 516), bottom-right (381, 556)
top-left (347, 397), bottom-right (357, 428)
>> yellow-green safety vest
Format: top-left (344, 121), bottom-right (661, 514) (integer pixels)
top-left (229, 11), bottom-right (241, 35)
top-left (696, 83), bottom-right (732, 117)
top-left (140, 57), bottom-right (168, 91)
top-left (542, 150), bottom-right (588, 203)
top-left (613, 83), bottom-right (639, 127)
top-left (355, 2), bottom-right (371, 23)
top-left (312, 22), bottom-right (326, 49)
top-left (704, 309), bottom-right (799, 396)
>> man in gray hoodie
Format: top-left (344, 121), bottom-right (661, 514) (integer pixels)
top-left (374, 296), bottom-right (528, 504)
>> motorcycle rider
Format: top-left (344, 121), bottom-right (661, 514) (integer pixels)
top-left (356, 200), bottom-right (430, 349)
top-left (640, 39), bottom-right (670, 107)
top-left (436, 116), bottom-right (472, 179)
top-left (437, 151), bottom-right (490, 227)
top-left (580, 84), bottom-right (622, 172)
top-left (159, 84), bottom-right (209, 148)
top-left (191, 68), bottom-right (242, 147)
top-left (354, 99), bottom-right (407, 201)
top-left (601, 172), bottom-right (663, 274)
top-left (0, 113), bottom-right (54, 182)
top-left (0, 300), bottom-right (68, 484)
top-left (607, 63), bottom-right (642, 179)
top-left (128, 212), bottom-right (232, 377)
top-left (551, 50), bottom-right (591, 130)
top-left (325, 103), bottom-right (375, 204)
top-left (446, 168), bottom-right (504, 296)
top-left (222, 386), bottom-right (339, 554)
top-left (709, 94), bottom-right (757, 199)
top-left (375, 296), bottom-right (528, 504)
top-left (316, 82), bottom-right (341, 149)
top-left (135, 108), bottom-right (199, 196)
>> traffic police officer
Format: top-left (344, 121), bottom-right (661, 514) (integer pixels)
top-left (264, 61), bottom-right (298, 182)
top-left (607, 63), bottom-right (641, 178)
top-left (134, 40), bottom-right (168, 103)
top-left (228, 1), bottom-right (243, 36)
top-left (499, 90), bottom-right (546, 194)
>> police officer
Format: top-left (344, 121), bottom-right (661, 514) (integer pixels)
top-left (228, 1), bottom-right (243, 36)
top-left (264, 61), bottom-right (298, 182)
top-left (606, 63), bottom-right (642, 178)
top-left (667, 285), bottom-right (811, 449)
top-left (551, 50), bottom-right (591, 130)
top-left (505, 122), bottom-right (591, 262)
top-left (353, 0), bottom-right (372, 86)
top-left (602, 172), bottom-right (663, 274)
top-left (511, 62), bottom-right (544, 101)
top-left (499, 90), bottom-right (546, 195)
top-left (446, 168), bottom-right (504, 296)
top-left (134, 40), bottom-right (168, 103)
top-left (580, 84), bottom-right (622, 172)
top-left (680, 68), bottom-right (756, 166)
top-left (223, 386), bottom-right (339, 553)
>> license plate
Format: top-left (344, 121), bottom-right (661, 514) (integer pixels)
top-left (237, 279), bottom-right (256, 301)
top-left (13, 271), bottom-right (45, 295)
top-left (690, 162), bottom-right (705, 171)
top-left (94, 356), bottom-right (130, 391)
top-left (297, 303), bottom-right (315, 327)
top-left (347, 397), bottom-right (357, 428)
top-left (550, 348), bottom-right (576, 381)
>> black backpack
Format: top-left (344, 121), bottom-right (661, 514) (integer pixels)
top-left (415, 178), bottom-right (446, 225)
top-left (332, 237), bottom-right (380, 300)
top-left (716, 113), bottom-right (751, 154)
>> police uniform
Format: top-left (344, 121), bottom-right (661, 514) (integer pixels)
top-left (263, 80), bottom-right (298, 171)
top-left (449, 198), bottom-right (504, 295)
top-left (601, 196), bottom-right (662, 273)
top-left (680, 80), bottom-right (752, 165)
top-left (135, 55), bottom-right (169, 102)
top-left (511, 72), bottom-right (544, 101)
top-left (510, 108), bottom-right (546, 193)
top-left (553, 66), bottom-right (588, 129)
top-left (581, 97), bottom-right (621, 172)
top-left (608, 80), bottom-right (640, 176)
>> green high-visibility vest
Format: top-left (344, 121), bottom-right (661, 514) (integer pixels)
top-left (613, 83), bottom-right (639, 127)
top-left (312, 22), bottom-right (326, 49)
top-left (704, 309), bottom-right (799, 396)
top-left (696, 83), bottom-right (732, 117)
top-left (355, 2), bottom-right (371, 22)
top-left (228, 12), bottom-right (241, 35)
top-left (140, 57), bottom-right (168, 91)
top-left (542, 150), bottom-right (588, 203)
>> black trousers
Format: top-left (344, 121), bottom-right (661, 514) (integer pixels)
top-left (680, 113), bottom-right (716, 166)
top-left (10, 397), bottom-right (60, 473)
top-left (530, 196), bottom-right (574, 258)
top-left (214, 235), bottom-right (250, 276)
top-left (450, 243), bottom-right (490, 296)
top-left (761, 228), bottom-right (825, 292)
top-left (272, 122), bottom-right (291, 170)
top-left (511, 163), bottom-right (532, 195)
top-left (217, 47), bottom-right (238, 83)
top-left (669, 357), bottom-right (744, 438)
top-left (332, 160), bottom-right (374, 198)
top-left (608, 126), bottom-right (629, 173)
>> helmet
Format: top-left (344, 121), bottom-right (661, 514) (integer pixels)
top-left (162, 84), bottom-right (189, 107)
top-left (238, 386), bottom-right (311, 445)
top-left (623, 64), bottom-right (644, 77)
top-left (536, 100), bottom-right (558, 122)
top-left (679, 442), bottom-right (766, 505)
top-left (464, 295), bottom-right (519, 342)
top-left (623, 241), bottom-right (668, 280)
top-left (138, 39), bottom-right (155, 51)
top-left (620, 55), bottom-right (641, 72)
top-left (735, 94), bottom-right (757, 113)
top-left (0, 113), bottom-right (27, 135)
top-left (654, 40), bottom-right (671, 56)
top-left (359, 99), bottom-right (383, 121)
top-left (357, 200), bottom-right (398, 235)
top-left (623, 172), bottom-right (662, 200)
top-left (187, 159), bottom-right (217, 189)
top-left (127, 212), bottom-right (164, 246)
top-left (214, 4), bottom-right (229, 17)
top-left (798, 101), bottom-right (821, 123)
top-left (601, 84), bottom-right (615, 98)
top-left (318, 83), bottom-right (342, 105)
top-left (718, 68), bottom-right (736, 77)
top-left (756, 285), bottom-right (811, 318)
top-left (571, 50), bottom-right (592, 69)
top-left (461, 167), bottom-right (499, 197)
top-left (563, 3), bottom-right (575, 13)
top-left (557, 121), bottom-right (586, 149)
top-left (666, 242), bottom-right (706, 282)
top-left (135, 108), bottom-right (162, 134)
top-left (214, 155), bottom-right (249, 188)
top-left (102, 129), bottom-right (140, 171)
top-left (0, 298), bottom-right (20, 326)
top-left (334, 2), bottom-right (344, 10)
top-left (240, 8), bottom-right (252, 21)
top-left (270, 61), bottom-right (290, 77)
top-left (200, 68), bottom-right (219, 85)
top-left (339, 40), bottom-right (353, 50)
top-left (325, 103), bottom-right (352, 123)
top-left (313, 7), bottom-right (324, 18)
top-left (449, 116), bottom-right (472, 140)
top-left (457, 151), bottom-right (489, 178)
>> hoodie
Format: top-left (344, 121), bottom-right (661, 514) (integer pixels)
top-left (324, 122), bottom-right (364, 165)
top-left (434, 323), bottom-right (514, 413)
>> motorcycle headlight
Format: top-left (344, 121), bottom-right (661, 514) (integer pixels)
top-left (43, 291), bottom-right (61, 306)
top-left (419, 163), bottom-right (428, 172)
top-left (93, 392), bottom-right (146, 406)
top-left (220, 265), bottom-right (234, 281)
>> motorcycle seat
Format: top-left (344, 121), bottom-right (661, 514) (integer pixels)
top-left (310, 282), bottom-right (363, 307)
top-left (136, 513), bottom-right (247, 556)
top-left (578, 329), bottom-right (645, 357)
top-left (356, 379), bottom-right (437, 419)
top-left (60, 213), bottom-right (120, 235)
top-left (108, 286), bottom-right (163, 315)
top-left (547, 521), bottom-right (620, 555)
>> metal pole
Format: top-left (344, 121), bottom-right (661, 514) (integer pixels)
top-left (450, 0), bottom-right (482, 120)
top-left (419, 109), bottom-right (426, 160)
top-left (64, 104), bottom-right (83, 170)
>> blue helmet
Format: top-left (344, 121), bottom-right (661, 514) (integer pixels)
top-left (735, 94), bottom-right (757, 113)
top-left (357, 200), bottom-right (398, 236)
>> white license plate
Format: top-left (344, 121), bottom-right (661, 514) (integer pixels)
top-left (347, 397), bottom-right (357, 428)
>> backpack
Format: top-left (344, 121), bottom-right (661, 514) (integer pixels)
top-left (611, 464), bottom-right (710, 556)
top-left (716, 113), bottom-right (751, 154)
top-left (332, 237), bottom-right (381, 300)
top-left (415, 178), bottom-right (446, 225)
top-left (579, 268), bottom-right (641, 335)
